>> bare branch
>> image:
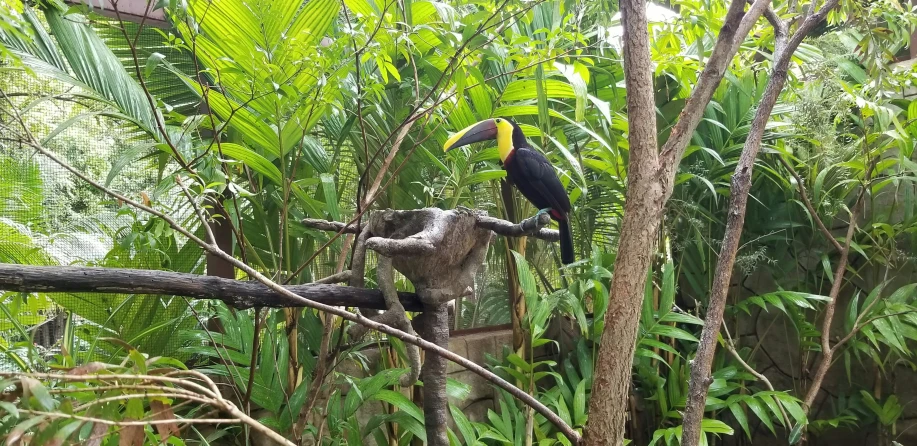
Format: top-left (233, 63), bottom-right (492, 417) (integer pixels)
top-left (0, 263), bottom-right (424, 312)
top-left (722, 326), bottom-right (791, 427)
top-left (175, 176), bottom-right (217, 247)
top-left (306, 212), bottom-right (561, 242)
top-left (314, 270), bottom-right (353, 284)
top-left (802, 196), bottom-right (861, 410)
top-left (2, 370), bottom-right (294, 446)
top-left (475, 212), bottom-right (559, 241)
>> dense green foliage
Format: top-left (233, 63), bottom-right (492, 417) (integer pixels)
top-left (1, 0), bottom-right (917, 444)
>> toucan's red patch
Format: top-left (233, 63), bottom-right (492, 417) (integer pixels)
top-left (504, 148), bottom-right (516, 164)
top-left (550, 209), bottom-right (563, 220)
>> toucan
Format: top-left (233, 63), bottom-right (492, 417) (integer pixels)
top-left (443, 117), bottom-right (574, 264)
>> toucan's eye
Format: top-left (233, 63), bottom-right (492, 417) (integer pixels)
top-left (495, 118), bottom-right (502, 123)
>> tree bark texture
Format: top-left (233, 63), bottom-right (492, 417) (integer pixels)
top-left (0, 263), bottom-right (424, 311)
top-left (419, 304), bottom-right (451, 446)
top-left (584, 0), bottom-right (663, 443)
top-left (679, 1), bottom-right (841, 443)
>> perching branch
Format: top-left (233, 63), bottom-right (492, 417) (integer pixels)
top-left (303, 211), bottom-right (559, 242)
top-left (679, 0), bottom-right (844, 443)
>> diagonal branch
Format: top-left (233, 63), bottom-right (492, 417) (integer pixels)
top-left (659, 0), bottom-right (770, 174)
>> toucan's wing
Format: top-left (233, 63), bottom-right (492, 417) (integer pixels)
top-left (507, 147), bottom-right (571, 214)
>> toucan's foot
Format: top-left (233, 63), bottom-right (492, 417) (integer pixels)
top-left (536, 208), bottom-right (552, 217)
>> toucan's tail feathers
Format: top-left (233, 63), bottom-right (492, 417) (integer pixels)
top-left (558, 216), bottom-right (574, 264)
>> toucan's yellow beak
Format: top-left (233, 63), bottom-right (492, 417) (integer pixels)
top-left (443, 119), bottom-right (499, 152)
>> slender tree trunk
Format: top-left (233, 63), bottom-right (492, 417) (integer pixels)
top-left (679, 1), bottom-right (841, 443)
top-left (680, 65), bottom-right (788, 444)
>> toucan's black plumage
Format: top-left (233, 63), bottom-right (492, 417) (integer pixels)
top-left (444, 117), bottom-right (574, 264)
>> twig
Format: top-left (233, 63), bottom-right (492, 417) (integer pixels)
top-left (722, 326), bottom-right (791, 427)
top-left (4, 369), bottom-right (295, 445)
top-left (778, 157), bottom-right (843, 252)
top-left (16, 409), bottom-right (239, 426)
top-left (176, 176), bottom-right (217, 247)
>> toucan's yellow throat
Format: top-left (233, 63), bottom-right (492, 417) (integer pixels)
top-left (443, 118), bottom-right (516, 162)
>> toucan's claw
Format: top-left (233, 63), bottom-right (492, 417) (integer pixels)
top-left (536, 208), bottom-right (552, 217)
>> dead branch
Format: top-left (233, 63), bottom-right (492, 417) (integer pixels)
top-left (0, 263), bottom-right (425, 311)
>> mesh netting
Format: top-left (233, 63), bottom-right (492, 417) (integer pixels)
top-left (0, 19), bottom-right (198, 369)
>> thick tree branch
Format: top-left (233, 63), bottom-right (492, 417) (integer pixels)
top-left (584, 0), bottom-right (662, 442)
top-left (0, 264), bottom-right (425, 311)
top-left (585, 1), bottom-right (773, 443)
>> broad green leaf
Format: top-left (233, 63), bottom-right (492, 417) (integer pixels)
top-left (216, 143), bottom-right (283, 185)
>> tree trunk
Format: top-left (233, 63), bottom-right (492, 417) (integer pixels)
top-left (584, 0), bottom-right (662, 442)
top-left (420, 303), bottom-right (451, 446)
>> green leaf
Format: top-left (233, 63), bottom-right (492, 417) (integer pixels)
top-left (649, 325), bottom-right (699, 343)
top-left (573, 378), bottom-right (587, 426)
top-left (217, 143), bottom-right (283, 185)
top-left (450, 404), bottom-right (478, 445)
top-left (729, 402), bottom-right (751, 439)
top-left (789, 422), bottom-right (805, 444)
top-left (535, 64), bottom-right (551, 136)
top-left (554, 61), bottom-right (588, 122)
top-left (511, 250), bottom-right (539, 312)
top-left (464, 169), bottom-right (507, 186)
top-left (371, 389), bottom-right (423, 421)
top-left (20, 376), bottom-right (55, 411)
top-left (144, 52), bottom-right (166, 77)
top-left (501, 79), bottom-right (576, 102)
top-left (745, 397), bottom-right (775, 435)
top-left (42, 8), bottom-right (160, 137)
top-left (320, 173), bottom-right (340, 221)
top-left (701, 418), bottom-right (734, 435)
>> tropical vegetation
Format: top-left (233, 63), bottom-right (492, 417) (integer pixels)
top-left (0, 0), bottom-right (916, 444)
